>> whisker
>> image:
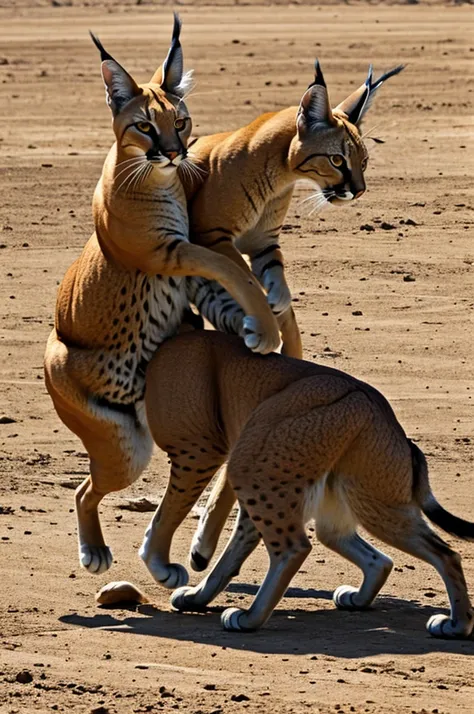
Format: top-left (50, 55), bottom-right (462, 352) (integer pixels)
top-left (113, 158), bottom-right (146, 184)
top-left (115, 163), bottom-right (147, 194)
top-left (130, 163), bottom-right (148, 194)
top-left (187, 154), bottom-right (208, 176)
top-left (115, 155), bottom-right (146, 168)
top-left (361, 121), bottom-right (383, 140)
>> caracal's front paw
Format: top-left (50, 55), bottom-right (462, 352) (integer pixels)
top-left (189, 547), bottom-right (210, 572)
top-left (221, 607), bottom-right (255, 632)
top-left (170, 586), bottom-right (208, 613)
top-left (79, 544), bottom-right (113, 575)
top-left (242, 316), bottom-right (280, 354)
top-left (141, 554), bottom-right (189, 589)
top-left (427, 613), bottom-right (473, 639)
top-left (333, 585), bottom-right (372, 611)
top-left (266, 283), bottom-right (292, 317)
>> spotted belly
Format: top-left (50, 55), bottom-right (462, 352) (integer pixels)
top-left (92, 273), bottom-right (189, 406)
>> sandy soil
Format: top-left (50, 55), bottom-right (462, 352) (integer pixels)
top-left (1, 3), bottom-right (473, 713)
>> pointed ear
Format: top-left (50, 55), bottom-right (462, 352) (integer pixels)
top-left (90, 31), bottom-right (142, 116)
top-left (150, 13), bottom-right (192, 98)
top-left (334, 64), bottom-right (405, 126)
top-left (297, 60), bottom-right (334, 133)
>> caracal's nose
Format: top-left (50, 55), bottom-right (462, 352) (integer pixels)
top-left (165, 151), bottom-right (179, 162)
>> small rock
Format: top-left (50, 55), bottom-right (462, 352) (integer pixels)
top-left (360, 224), bottom-right (375, 232)
top-left (403, 274), bottom-right (416, 282)
top-left (380, 222), bottom-right (396, 230)
top-left (352, 310), bottom-right (363, 316)
top-left (16, 670), bottom-right (33, 684)
top-left (231, 694), bottom-right (250, 702)
top-left (0, 415), bottom-right (16, 424)
top-left (117, 497), bottom-right (157, 512)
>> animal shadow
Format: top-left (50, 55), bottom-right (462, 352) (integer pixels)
top-left (60, 584), bottom-right (474, 658)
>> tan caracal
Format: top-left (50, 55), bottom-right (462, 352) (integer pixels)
top-left (137, 331), bottom-right (474, 638)
top-left (44, 17), bottom-right (279, 578)
top-left (183, 62), bottom-right (403, 559)
top-left (184, 60), bottom-right (403, 359)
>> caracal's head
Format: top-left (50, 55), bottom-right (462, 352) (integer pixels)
top-left (289, 61), bottom-right (404, 206)
top-left (91, 13), bottom-right (193, 178)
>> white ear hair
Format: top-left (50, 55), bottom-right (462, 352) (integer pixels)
top-left (175, 69), bottom-right (194, 98)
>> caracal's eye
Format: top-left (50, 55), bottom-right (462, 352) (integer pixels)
top-left (330, 155), bottom-right (344, 168)
top-left (361, 157), bottom-right (368, 172)
top-left (174, 117), bottom-right (187, 131)
top-left (136, 122), bottom-right (152, 134)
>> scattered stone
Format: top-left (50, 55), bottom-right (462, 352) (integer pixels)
top-left (360, 224), bottom-right (375, 232)
top-left (231, 694), bottom-right (250, 702)
top-left (203, 683), bottom-right (216, 690)
top-left (0, 505), bottom-right (14, 515)
top-left (0, 416), bottom-right (16, 424)
top-left (403, 274), bottom-right (416, 282)
top-left (352, 310), bottom-right (363, 316)
top-left (117, 497), bottom-right (158, 512)
top-left (16, 670), bottom-right (33, 684)
top-left (380, 222), bottom-right (396, 230)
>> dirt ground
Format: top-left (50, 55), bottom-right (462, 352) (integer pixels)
top-left (1, 2), bottom-right (473, 713)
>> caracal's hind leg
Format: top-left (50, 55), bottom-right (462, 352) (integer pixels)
top-left (189, 467), bottom-right (236, 572)
top-left (139, 449), bottom-right (226, 589)
top-left (172, 505), bottom-right (261, 612)
top-left (313, 474), bottom-right (393, 610)
top-left (221, 517), bottom-right (311, 633)
top-left (357, 501), bottom-right (473, 638)
top-left (52, 400), bottom-right (153, 575)
top-left (45, 336), bottom-right (153, 575)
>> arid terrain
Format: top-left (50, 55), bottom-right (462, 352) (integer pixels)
top-left (1, 3), bottom-right (473, 713)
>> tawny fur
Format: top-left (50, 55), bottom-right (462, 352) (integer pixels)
top-left (180, 63), bottom-right (404, 540)
top-left (182, 62), bottom-right (403, 359)
top-left (140, 331), bottom-right (473, 638)
top-left (44, 20), bottom-right (279, 578)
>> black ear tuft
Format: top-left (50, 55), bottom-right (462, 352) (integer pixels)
top-left (371, 64), bottom-right (405, 92)
top-left (89, 31), bottom-right (115, 63)
top-left (171, 11), bottom-right (182, 45)
top-left (161, 12), bottom-right (184, 95)
top-left (310, 59), bottom-right (327, 89)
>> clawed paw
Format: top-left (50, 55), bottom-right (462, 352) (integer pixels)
top-left (221, 607), bottom-right (253, 632)
top-left (266, 283), bottom-right (292, 316)
top-left (143, 558), bottom-right (189, 589)
top-left (170, 586), bottom-right (207, 612)
top-left (333, 585), bottom-right (365, 611)
top-left (190, 548), bottom-right (209, 572)
top-left (79, 544), bottom-right (113, 575)
top-left (427, 613), bottom-right (473, 639)
top-left (242, 316), bottom-right (280, 354)
top-left (262, 270), bottom-right (291, 316)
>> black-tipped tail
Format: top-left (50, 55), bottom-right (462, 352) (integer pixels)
top-left (411, 440), bottom-right (474, 542)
